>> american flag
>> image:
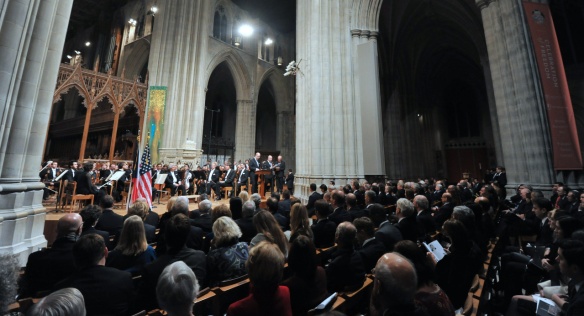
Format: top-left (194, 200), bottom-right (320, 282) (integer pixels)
top-left (131, 145), bottom-right (153, 206)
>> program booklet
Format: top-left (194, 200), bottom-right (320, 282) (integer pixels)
top-left (423, 240), bottom-right (447, 262)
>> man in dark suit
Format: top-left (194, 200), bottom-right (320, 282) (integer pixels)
top-left (235, 201), bottom-right (257, 243)
top-left (19, 214), bottom-right (82, 297)
top-left (234, 163), bottom-right (250, 197)
top-left (432, 192), bottom-right (454, 230)
top-left (214, 162), bottom-right (235, 201)
top-left (274, 155), bottom-right (286, 193)
top-left (553, 240), bottom-right (584, 316)
top-left (64, 161), bottom-right (79, 182)
top-left (191, 199), bottom-right (213, 233)
top-left (79, 205), bottom-right (110, 249)
top-left (395, 198), bottom-right (418, 243)
top-left (156, 198), bottom-right (205, 254)
top-left (165, 164), bottom-right (185, 196)
top-left (139, 213), bottom-right (206, 311)
top-left (54, 234), bottom-right (135, 316)
top-left (95, 195), bottom-right (123, 238)
top-left (261, 155), bottom-right (274, 194)
top-left (305, 183), bottom-right (322, 216)
top-left (346, 193), bottom-right (367, 220)
top-left (491, 166), bottom-right (507, 187)
top-left (267, 197), bottom-right (289, 231)
top-left (328, 191), bottom-right (352, 225)
top-left (354, 217), bottom-right (387, 272)
top-left (311, 200), bottom-right (338, 248)
top-left (413, 195), bottom-right (435, 238)
top-left (278, 190), bottom-right (293, 218)
top-left (326, 222), bottom-right (366, 292)
top-left (39, 161), bottom-right (61, 200)
top-left (285, 169), bottom-right (295, 195)
top-left (205, 162), bottom-right (220, 196)
top-left (248, 152), bottom-right (261, 193)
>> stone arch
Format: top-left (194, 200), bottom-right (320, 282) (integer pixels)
top-left (206, 49), bottom-right (252, 100)
top-left (351, 0), bottom-right (384, 31)
top-left (118, 37), bottom-right (150, 80)
top-left (256, 67), bottom-right (289, 113)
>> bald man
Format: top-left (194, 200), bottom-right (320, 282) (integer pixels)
top-left (20, 214), bottom-right (83, 297)
top-left (370, 253), bottom-right (424, 316)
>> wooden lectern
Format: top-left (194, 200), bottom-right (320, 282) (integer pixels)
top-left (255, 170), bottom-right (271, 198)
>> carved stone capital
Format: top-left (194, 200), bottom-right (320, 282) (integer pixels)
top-left (351, 29), bottom-right (362, 38)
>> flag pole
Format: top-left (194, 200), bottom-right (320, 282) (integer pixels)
top-left (126, 130), bottom-right (141, 210)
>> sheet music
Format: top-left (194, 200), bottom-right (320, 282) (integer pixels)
top-left (110, 170), bottom-right (126, 182)
top-left (155, 173), bottom-right (167, 185)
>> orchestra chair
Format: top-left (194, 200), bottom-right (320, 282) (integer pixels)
top-left (61, 181), bottom-right (77, 212)
top-left (70, 181), bottom-right (94, 212)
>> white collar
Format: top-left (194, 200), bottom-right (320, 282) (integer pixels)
top-left (362, 237), bottom-right (375, 247)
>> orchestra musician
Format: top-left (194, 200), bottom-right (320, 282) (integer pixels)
top-left (75, 162), bottom-right (105, 205)
top-left (262, 155), bottom-right (274, 194)
top-left (234, 163), bottom-right (250, 197)
top-left (182, 164), bottom-right (194, 195)
top-left (65, 161), bottom-right (79, 182)
top-left (164, 164), bottom-right (185, 196)
top-left (100, 162), bottom-right (111, 183)
top-left (39, 161), bottom-right (61, 200)
top-left (214, 162), bottom-right (235, 201)
top-left (205, 162), bottom-right (221, 195)
top-left (249, 153), bottom-right (261, 193)
top-left (194, 166), bottom-right (207, 195)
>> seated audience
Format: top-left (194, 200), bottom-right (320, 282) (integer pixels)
top-left (227, 241), bottom-right (292, 316)
top-left (159, 197), bottom-right (205, 254)
top-left (394, 198), bottom-right (418, 243)
top-left (207, 216), bottom-right (249, 286)
top-left (278, 190), bottom-right (293, 217)
top-left (156, 261), bottom-right (200, 316)
top-left (230, 196), bottom-right (243, 220)
top-left (371, 203), bottom-right (403, 252)
top-left (238, 190), bottom-right (249, 204)
top-left (329, 191), bottom-right (352, 225)
top-left (434, 219), bottom-right (482, 309)
top-left (54, 234), bottom-right (135, 316)
top-left (139, 213), bottom-right (206, 311)
top-left (94, 195), bottom-right (124, 238)
top-left (286, 203), bottom-right (314, 243)
top-left (250, 210), bottom-right (289, 256)
top-left (79, 205), bottom-right (110, 249)
top-left (133, 197), bottom-right (160, 227)
top-left (346, 193), bottom-right (367, 220)
top-left (26, 288), bottom-right (86, 316)
top-left (267, 197), bottom-right (290, 231)
top-left (235, 201), bottom-right (257, 243)
top-left (126, 201), bottom-right (156, 244)
top-left (326, 222), bottom-right (366, 292)
top-left (370, 253), bottom-right (425, 316)
top-left (192, 199), bottom-right (213, 233)
top-left (106, 215), bottom-right (157, 275)
top-left (20, 214), bottom-right (82, 297)
top-left (282, 236), bottom-right (328, 315)
top-left (354, 217), bottom-right (387, 272)
top-left (311, 199), bottom-right (337, 248)
top-left (394, 240), bottom-right (455, 316)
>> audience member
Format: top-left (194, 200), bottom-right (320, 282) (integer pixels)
top-left (235, 201), bottom-right (257, 243)
top-left (287, 203), bottom-right (314, 243)
top-left (192, 199), bottom-right (213, 233)
top-left (311, 199), bottom-right (337, 248)
top-left (267, 197), bottom-right (289, 230)
top-left (230, 196), bottom-right (243, 220)
top-left (79, 205), bottom-right (110, 249)
top-left (227, 241), bottom-right (292, 316)
top-left (20, 214), bottom-right (82, 297)
top-left (94, 195), bottom-right (123, 238)
top-left (156, 261), bottom-right (200, 316)
top-left (54, 234), bottom-right (134, 316)
top-left (306, 183), bottom-right (322, 216)
top-left (370, 203), bottom-right (403, 252)
top-left (278, 190), bottom-right (292, 217)
top-left (250, 210), bottom-right (289, 256)
top-left (238, 190), bottom-right (249, 204)
top-left (346, 193), bottom-right (366, 220)
top-left (354, 217), bottom-right (387, 272)
top-left (326, 222), bottom-right (366, 292)
top-left (207, 216), bottom-right (249, 286)
top-left (106, 215), bottom-right (156, 275)
top-left (394, 198), bottom-right (418, 243)
top-left (329, 191), bottom-right (352, 225)
top-left (414, 195), bottom-right (435, 238)
top-left (127, 201), bottom-right (156, 243)
top-left (26, 288), bottom-right (86, 316)
top-left (282, 236), bottom-right (328, 315)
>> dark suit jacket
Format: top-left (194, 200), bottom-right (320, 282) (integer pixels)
top-left (74, 171), bottom-right (98, 195)
top-left (311, 219), bottom-right (337, 248)
top-left (223, 169), bottom-right (235, 185)
top-left (417, 209), bottom-right (436, 237)
top-left (81, 226), bottom-right (110, 249)
top-left (140, 247), bottom-right (207, 311)
top-left (145, 210), bottom-right (160, 227)
top-left (191, 213), bottom-right (213, 233)
top-left (261, 161), bottom-right (274, 180)
top-left (492, 172), bottom-right (507, 187)
top-left (278, 199), bottom-right (292, 216)
top-left (95, 209), bottom-right (124, 237)
top-left (236, 169), bottom-right (249, 184)
top-left (434, 202), bottom-right (454, 230)
top-left (275, 160), bottom-right (286, 177)
top-left (306, 191), bottom-right (321, 214)
top-left (348, 207), bottom-right (367, 221)
top-left (375, 221), bottom-right (403, 252)
top-left (329, 207), bottom-right (352, 225)
top-left (396, 216), bottom-right (418, 243)
top-left (20, 237), bottom-right (76, 297)
top-left (164, 170), bottom-right (182, 186)
top-left (326, 248), bottom-right (366, 293)
top-left (55, 265), bottom-right (134, 316)
top-left (144, 223), bottom-right (156, 244)
top-left (249, 158), bottom-right (260, 173)
top-left (286, 173), bottom-right (294, 188)
top-left (564, 280), bottom-right (584, 316)
top-left (65, 168), bottom-right (78, 182)
top-left (357, 238), bottom-right (387, 272)
top-left (207, 168), bottom-right (221, 183)
top-left (235, 217), bottom-right (257, 243)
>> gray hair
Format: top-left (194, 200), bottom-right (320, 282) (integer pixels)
top-left (374, 253), bottom-right (418, 309)
top-left (242, 200), bottom-right (256, 217)
top-left (157, 261), bottom-right (199, 315)
top-left (199, 199), bottom-right (212, 213)
top-left (413, 195), bottom-right (429, 210)
top-left (171, 199), bottom-right (190, 216)
top-left (27, 288), bottom-right (86, 316)
top-left (396, 198), bottom-right (414, 217)
top-left (251, 193), bottom-right (262, 208)
top-left (0, 254), bottom-right (19, 313)
top-left (452, 205), bottom-right (475, 221)
top-left (213, 216), bottom-right (243, 245)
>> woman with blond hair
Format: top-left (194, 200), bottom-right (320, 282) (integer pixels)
top-left (127, 201), bottom-right (156, 243)
top-left (206, 216), bottom-right (249, 286)
top-left (106, 215), bottom-right (156, 275)
top-left (238, 190), bottom-right (249, 204)
top-left (250, 210), bottom-right (288, 256)
top-left (286, 203), bottom-right (313, 243)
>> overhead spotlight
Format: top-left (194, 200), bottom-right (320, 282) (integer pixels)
top-left (85, 41), bottom-right (91, 47)
top-left (128, 18), bottom-right (137, 26)
top-left (234, 36), bottom-right (242, 46)
top-left (74, 50), bottom-right (81, 55)
top-left (151, 6), bottom-right (158, 14)
top-left (66, 55), bottom-right (73, 59)
top-left (238, 24), bottom-right (254, 37)
top-left (264, 38), bottom-right (273, 45)
top-left (277, 57), bottom-right (283, 66)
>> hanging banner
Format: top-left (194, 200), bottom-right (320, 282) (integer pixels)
top-left (148, 86), bottom-right (167, 164)
top-left (522, 1), bottom-right (582, 170)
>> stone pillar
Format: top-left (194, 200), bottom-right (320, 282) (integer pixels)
top-left (296, 0), bottom-right (383, 201)
top-left (476, 0), bottom-right (555, 192)
top-left (234, 99), bottom-right (256, 164)
top-left (277, 110), bottom-right (295, 171)
top-left (0, 0), bottom-right (73, 265)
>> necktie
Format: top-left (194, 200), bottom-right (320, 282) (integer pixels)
top-left (239, 171), bottom-right (243, 183)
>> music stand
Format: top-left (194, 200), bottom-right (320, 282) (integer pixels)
top-left (53, 170), bottom-right (69, 211)
top-left (155, 174), bottom-right (168, 204)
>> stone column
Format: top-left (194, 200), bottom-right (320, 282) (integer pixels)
top-left (476, 0), bottom-right (555, 192)
top-left (277, 110), bottom-right (295, 171)
top-left (296, 0), bottom-right (385, 201)
top-left (0, 0), bottom-right (73, 265)
top-left (234, 99), bottom-right (256, 163)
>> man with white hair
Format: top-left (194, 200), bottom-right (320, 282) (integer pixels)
top-left (165, 164), bottom-right (185, 196)
top-left (27, 288), bottom-right (86, 316)
top-left (192, 199), bottom-right (213, 233)
top-left (156, 261), bottom-right (200, 316)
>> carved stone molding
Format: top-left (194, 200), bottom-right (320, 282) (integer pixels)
top-left (350, 29), bottom-right (378, 40)
top-left (476, 0), bottom-right (497, 10)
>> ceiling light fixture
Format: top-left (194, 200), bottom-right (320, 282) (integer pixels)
top-left (129, 18), bottom-right (137, 26)
top-left (238, 24), bottom-right (254, 37)
top-left (265, 38), bottom-right (273, 45)
top-left (74, 50), bottom-right (81, 55)
top-left (85, 41), bottom-right (91, 47)
top-left (67, 55), bottom-right (73, 59)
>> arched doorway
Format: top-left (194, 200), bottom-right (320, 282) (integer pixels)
top-left (378, 0), bottom-right (495, 181)
top-left (255, 78), bottom-right (277, 154)
top-left (203, 61), bottom-right (237, 164)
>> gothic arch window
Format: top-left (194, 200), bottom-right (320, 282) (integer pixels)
top-left (213, 5), bottom-right (228, 42)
